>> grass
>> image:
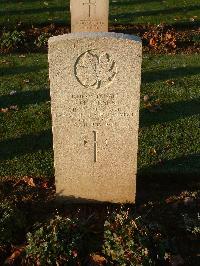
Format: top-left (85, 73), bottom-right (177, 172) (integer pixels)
top-left (0, 54), bottom-right (53, 178)
top-left (0, 53), bottom-right (199, 179)
top-left (140, 54), bottom-right (200, 177)
top-left (0, 0), bottom-right (199, 29)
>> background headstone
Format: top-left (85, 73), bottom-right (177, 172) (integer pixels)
top-left (70, 0), bottom-right (109, 32)
top-left (48, 32), bottom-right (142, 203)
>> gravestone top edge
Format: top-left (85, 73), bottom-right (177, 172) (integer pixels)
top-left (48, 32), bottom-right (142, 44)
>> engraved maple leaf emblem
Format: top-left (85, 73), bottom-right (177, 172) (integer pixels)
top-left (75, 50), bottom-right (117, 89)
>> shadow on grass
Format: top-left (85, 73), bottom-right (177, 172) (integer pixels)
top-left (0, 0), bottom-right (43, 3)
top-left (142, 66), bottom-right (200, 83)
top-left (4, 0), bottom-right (43, 4)
top-left (0, 89), bottom-right (50, 108)
top-left (137, 153), bottom-right (200, 203)
top-left (140, 98), bottom-right (200, 127)
top-left (110, 0), bottom-right (163, 7)
top-left (110, 5), bottom-right (200, 20)
top-left (1, 6), bottom-right (69, 16)
top-left (0, 129), bottom-right (52, 160)
top-left (0, 65), bottom-right (46, 77)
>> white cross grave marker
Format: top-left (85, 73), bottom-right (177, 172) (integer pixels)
top-left (70, 0), bottom-right (109, 32)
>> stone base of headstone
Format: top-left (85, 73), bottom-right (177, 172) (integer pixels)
top-left (48, 32), bottom-right (142, 203)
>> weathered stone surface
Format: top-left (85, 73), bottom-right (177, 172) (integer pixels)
top-left (48, 32), bottom-right (142, 203)
top-left (70, 0), bottom-right (109, 32)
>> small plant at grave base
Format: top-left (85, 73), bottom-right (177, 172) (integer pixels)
top-left (34, 32), bottom-right (51, 48)
top-left (102, 208), bottom-right (173, 265)
top-left (24, 215), bottom-right (83, 265)
top-left (0, 31), bottom-right (26, 53)
top-left (0, 201), bottom-right (26, 245)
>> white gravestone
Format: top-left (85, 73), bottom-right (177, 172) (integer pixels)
top-left (48, 32), bottom-right (142, 203)
top-left (70, 0), bottom-right (109, 32)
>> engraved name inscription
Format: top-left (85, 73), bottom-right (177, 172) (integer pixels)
top-left (74, 50), bottom-right (117, 90)
top-left (78, 20), bottom-right (105, 31)
top-left (68, 93), bottom-right (135, 128)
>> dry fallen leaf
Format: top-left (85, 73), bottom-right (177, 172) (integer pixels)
top-left (88, 254), bottom-right (107, 266)
top-left (23, 177), bottom-right (36, 187)
top-left (0, 108), bottom-right (9, 113)
top-left (166, 80), bottom-right (175, 86)
top-left (13, 177), bottom-right (36, 188)
top-left (4, 246), bottom-right (25, 265)
top-left (9, 105), bottom-right (19, 111)
top-left (149, 37), bottom-right (157, 47)
top-left (19, 54), bottom-right (26, 58)
top-left (165, 33), bottom-right (173, 40)
top-left (41, 181), bottom-right (49, 189)
top-left (0, 60), bottom-right (10, 65)
top-left (10, 90), bottom-right (17, 96)
top-left (23, 79), bottom-right (30, 83)
top-left (143, 95), bottom-right (150, 102)
top-left (149, 148), bottom-right (157, 156)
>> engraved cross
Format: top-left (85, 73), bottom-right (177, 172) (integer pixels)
top-left (83, 0), bottom-right (96, 18)
top-left (93, 131), bottom-right (97, 162)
